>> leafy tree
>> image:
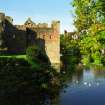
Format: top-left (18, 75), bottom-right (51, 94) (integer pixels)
top-left (72, 0), bottom-right (105, 65)
top-left (26, 45), bottom-right (50, 69)
top-left (60, 34), bottom-right (81, 70)
top-left (26, 45), bottom-right (40, 61)
top-left (26, 45), bottom-right (41, 69)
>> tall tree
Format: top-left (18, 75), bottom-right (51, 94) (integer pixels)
top-left (72, 0), bottom-right (105, 65)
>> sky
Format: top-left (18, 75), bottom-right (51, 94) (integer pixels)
top-left (0, 0), bottom-right (75, 33)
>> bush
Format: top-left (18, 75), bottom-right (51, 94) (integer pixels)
top-left (26, 45), bottom-right (40, 61)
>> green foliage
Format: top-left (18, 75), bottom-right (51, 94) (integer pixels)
top-left (72, 0), bottom-right (97, 33)
top-left (60, 35), bottom-right (81, 70)
top-left (92, 52), bottom-right (101, 64)
top-left (26, 45), bottom-right (41, 69)
top-left (0, 57), bottom-right (59, 105)
top-left (26, 45), bottom-right (40, 61)
top-left (72, 0), bottom-right (105, 66)
top-left (26, 45), bottom-right (50, 69)
top-left (81, 55), bottom-right (90, 65)
top-left (60, 34), bottom-right (79, 54)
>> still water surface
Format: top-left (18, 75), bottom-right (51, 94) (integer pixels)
top-left (1, 65), bottom-right (105, 105)
top-left (60, 68), bottom-right (105, 105)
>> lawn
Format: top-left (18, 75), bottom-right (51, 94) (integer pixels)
top-left (0, 54), bottom-right (27, 59)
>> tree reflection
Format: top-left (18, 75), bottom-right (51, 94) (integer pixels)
top-left (0, 57), bottom-right (61, 105)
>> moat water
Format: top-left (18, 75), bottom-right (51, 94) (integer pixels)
top-left (1, 64), bottom-right (105, 105)
top-left (60, 67), bottom-right (105, 105)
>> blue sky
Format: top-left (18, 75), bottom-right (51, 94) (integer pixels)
top-left (0, 0), bottom-right (75, 33)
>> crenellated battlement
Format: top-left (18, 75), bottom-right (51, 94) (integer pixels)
top-left (15, 25), bottom-right (26, 30)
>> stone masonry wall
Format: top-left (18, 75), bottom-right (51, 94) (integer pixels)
top-left (0, 13), bottom-right (60, 65)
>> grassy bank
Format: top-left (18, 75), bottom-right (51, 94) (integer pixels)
top-left (0, 54), bottom-right (27, 59)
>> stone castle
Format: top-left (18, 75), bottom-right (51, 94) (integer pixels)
top-left (0, 13), bottom-right (60, 64)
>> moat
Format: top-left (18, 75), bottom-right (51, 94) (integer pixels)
top-left (60, 68), bottom-right (105, 105)
top-left (1, 61), bottom-right (105, 105)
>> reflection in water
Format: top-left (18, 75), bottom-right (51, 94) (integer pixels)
top-left (0, 72), bottom-right (60, 105)
top-left (0, 58), bottom-right (61, 105)
top-left (1, 58), bottom-right (105, 105)
top-left (60, 66), bottom-right (105, 105)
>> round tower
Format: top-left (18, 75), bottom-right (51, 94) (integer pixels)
top-left (51, 20), bottom-right (60, 33)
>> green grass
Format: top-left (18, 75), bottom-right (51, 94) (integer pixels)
top-left (0, 55), bottom-right (27, 59)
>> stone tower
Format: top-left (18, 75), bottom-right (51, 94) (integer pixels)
top-left (45, 21), bottom-right (60, 70)
top-left (0, 13), bottom-right (6, 49)
top-left (51, 20), bottom-right (60, 33)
